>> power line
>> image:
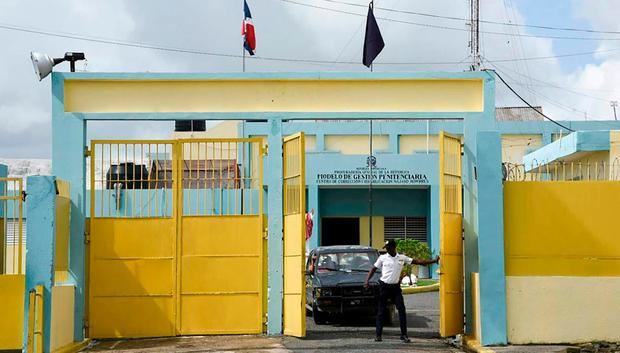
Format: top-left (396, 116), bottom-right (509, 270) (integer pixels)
top-left (485, 59), bottom-right (592, 118)
top-left (3, 21), bottom-right (612, 66)
top-left (484, 69), bottom-right (575, 132)
top-left (0, 22), bottom-right (467, 66)
top-left (280, 0), bottom-right (620, 41)
top-left (316, 0), bottom-right (620, 35)
top-left (486, 59), bottom-right (611, 102)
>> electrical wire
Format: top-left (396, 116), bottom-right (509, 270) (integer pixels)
top-left (280, 0), bottom-right (620, 41)
top-left (486, 59), bottom-right (611, 102)
top-left (315, 0), bottom-right (620, 35)
top-left (484, 69), bottom-right (575, 132)
top-left (3, 21), bottom-right (612, 66)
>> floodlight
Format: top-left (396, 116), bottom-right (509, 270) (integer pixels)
top-left (31, 51), bottom-right (86, 81)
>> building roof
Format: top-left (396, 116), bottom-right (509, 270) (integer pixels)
top-left (522, 130), bottom-right (610, 170)
top-left (496, 106), bottom-right (544, 122)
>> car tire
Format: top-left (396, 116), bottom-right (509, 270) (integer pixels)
top-left (312, 303), bottom-right (328, 325)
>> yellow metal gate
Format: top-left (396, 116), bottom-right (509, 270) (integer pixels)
top-left (282, 133), bottom-right (306, 337)
top-left (89, 138), bottom-right (264, 338)
top-left (438, 131), bottom-right (464, 337)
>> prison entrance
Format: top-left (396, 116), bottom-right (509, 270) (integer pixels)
top-left (88, 138), bottom-right (266, 338)
top-left (438, 131), bottom-right (464, 337)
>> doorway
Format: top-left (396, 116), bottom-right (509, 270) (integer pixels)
top-left (321, 218), bottom-right (360, 246)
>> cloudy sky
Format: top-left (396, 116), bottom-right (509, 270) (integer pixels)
top-left (0, 0), bottom-right (619, 158)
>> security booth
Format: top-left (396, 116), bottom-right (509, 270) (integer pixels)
top-left (22, 71), bottom-right (510, 351)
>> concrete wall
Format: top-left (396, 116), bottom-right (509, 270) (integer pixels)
top-left (501, 134), bottom-right (542, 164)
top-left (504, 182), bottom-right (620, 343)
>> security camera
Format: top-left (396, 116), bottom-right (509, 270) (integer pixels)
top-left (31, 51), bottom-right (86, 81)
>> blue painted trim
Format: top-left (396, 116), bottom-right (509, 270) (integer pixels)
top-left (266, 119), bottom-right (283, 335)
top-left (0, 165), bottom-right (6, 220)
top-left (428, 185), bottom-right (440, 279)
top-left (51, 73), bottom-right (86, 341)
top-left (523, 130), bottom-right (611, 169)
top-left (24, 176), bottom-right (57, 353)
top-left (307, 185), bottom-right (320, 250)
top-left (476, 132), bottom-right (507, 345)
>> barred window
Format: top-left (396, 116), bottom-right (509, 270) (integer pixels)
top-left (384, 216), bottom-right (427, 242)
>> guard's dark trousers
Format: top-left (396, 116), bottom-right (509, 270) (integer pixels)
top-left (376, 281), bottom-right (407, 338)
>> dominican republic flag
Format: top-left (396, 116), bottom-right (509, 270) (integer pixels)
top-left (242, 0), bottom-right (256, 56)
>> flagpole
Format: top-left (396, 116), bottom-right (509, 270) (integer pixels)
top-left (243, 0), bottom-right (246, 73)
top-left (369, 118), bottom-right (373, 248)
top-left (370, 0), bottom-right (374, 73)
top-left (368, 0), bottom-right (374, 248)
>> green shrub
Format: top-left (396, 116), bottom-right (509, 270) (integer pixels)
top-left (396, 239), bottom-right (432, 284)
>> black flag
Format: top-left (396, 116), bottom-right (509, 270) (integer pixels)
top-left (362, 2), bottom-right (385, 67)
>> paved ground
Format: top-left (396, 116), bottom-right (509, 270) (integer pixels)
top-left (283, 291), bottom-right (464, 353)
top-left (84, 335), bottom-right (289, 353)
top-left (83, 291), bottom-right (459, 353)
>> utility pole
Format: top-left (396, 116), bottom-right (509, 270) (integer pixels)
top-left (611, 101), bottom-right (618, 121)
top-left (469, 0), bottom-right (481, 71)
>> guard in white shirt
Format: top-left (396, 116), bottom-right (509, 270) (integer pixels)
top-left (364, 240), bottom-right (439, 343)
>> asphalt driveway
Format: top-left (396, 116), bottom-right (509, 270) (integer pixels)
top-left (282, 291), bottom-right (464, 352)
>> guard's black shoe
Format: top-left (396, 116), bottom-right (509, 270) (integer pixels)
top-left (400, 335), bottom-right (411, 343)
top-left (374, 336), bottom-right (382, 342)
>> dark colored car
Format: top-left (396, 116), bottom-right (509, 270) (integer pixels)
top-left (306, 245), bottom-right (386, 324)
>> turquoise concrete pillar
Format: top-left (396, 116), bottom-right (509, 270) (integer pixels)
top-left (542, 132), bottom-right (552, 146)
top-left (389, 134), bottom-right (399, 154)
top-left (51, 73), bottom-right (87, 341)
top-left (266, 118), bottom-right (283, 335)
top-left (316, 134), bottom-right (325, 152)
top-left (476, 132), bottom-right (507, 345)
top-left (24, 176), bottom-right (57, 353)
top-left (0, 164), bottom-right (6, 224)
top-left (462, 72), bottom-right (497, 334)
top-left (307, 184), bottom-right (320, 250)
top-left (428, 185), bottom-right (440, 279)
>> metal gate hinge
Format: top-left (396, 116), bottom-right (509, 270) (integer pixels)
top-left (262, 313), bottom-right (268, 324)
top-left (84, 146), bottom-right (91, 158)
top-left (262, 145), bottom-right (268, 156)
top-left (84, 231), bottom-right (90, 245)
top-left (263, 228), bottom-right (268, 240)
top-left (83, 319), bottom-right (90, 329)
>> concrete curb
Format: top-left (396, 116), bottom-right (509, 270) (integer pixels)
top-left (402, 283), bottom-right (439, 294)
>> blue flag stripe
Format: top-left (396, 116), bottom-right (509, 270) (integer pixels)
top-left (244, 0), bottom-right (252, 19)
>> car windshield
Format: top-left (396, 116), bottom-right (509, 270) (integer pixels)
top-left (316, 252), bottom-right (377, 272)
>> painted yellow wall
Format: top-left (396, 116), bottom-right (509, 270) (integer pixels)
top-left (0, 274), bottom-right (25, 350)
top-left (504, 182), bottom-right (620, 343)
top-left (50, 285), bottom-right (75, 352)
top-left (325, 135), bottom-right (389, 155)
top-left (64, 79), bottom-right (484, 113)
top-left (501, 134), bottom-right (542, 164)
top-left (399, 135), bottom-right (439, 154)
top-left (504, 182), bottom-right (620, 277)
top-left (506, 276), bottom-right (620, 344)
top-left (359, 216), bottom-right (384, 250)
